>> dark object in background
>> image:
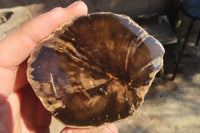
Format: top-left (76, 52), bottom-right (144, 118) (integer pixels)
top-left (0, 11), bottom-right (13, 25)
top-left (172, 0), bottom-right (200, 80)
top-left (27, 12), bottom-right (164, 127)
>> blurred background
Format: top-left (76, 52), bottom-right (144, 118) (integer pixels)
top-left (1, 0), bottom-right (200, 132)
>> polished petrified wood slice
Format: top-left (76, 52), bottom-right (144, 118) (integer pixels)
top-left (27, 12), bottom-right (165, 127)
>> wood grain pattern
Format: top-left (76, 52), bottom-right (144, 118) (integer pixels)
top-left (27, 12), bottom-right (165, 127)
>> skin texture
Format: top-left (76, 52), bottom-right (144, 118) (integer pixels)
top-left (0, 1), bottom-right (118, 133)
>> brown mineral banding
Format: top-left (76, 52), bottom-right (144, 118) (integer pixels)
top-left (27, 12), bottom-right (165, 127)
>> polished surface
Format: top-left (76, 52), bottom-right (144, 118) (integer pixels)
top-left (27, 12), bottom-right (165, 127)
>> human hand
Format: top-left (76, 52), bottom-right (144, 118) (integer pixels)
top-left (0, 1), bottom-right (118, 133)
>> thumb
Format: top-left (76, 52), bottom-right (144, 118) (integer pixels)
top-left (60, 123), bottom-right (118, 133)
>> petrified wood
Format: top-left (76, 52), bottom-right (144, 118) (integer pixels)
top-left (27, 12), bottom-right (165, 127)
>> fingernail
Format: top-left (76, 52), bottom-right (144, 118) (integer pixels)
top-left (103, 124), bottom-right (118, 133)
top-left (103, 127), bottom-right (113, 133)
top-left (67, 1), bottom-right (84, 9)
top-left (66, 1), bottom-right (88, 14)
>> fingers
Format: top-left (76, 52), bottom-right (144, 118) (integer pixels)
top-left (0, 1), bottom-right (88, 69)
top-left (0, 1), bottom-right (88, 103)
top-left (60, 123), bottom-right (118, 133)
top-left (20, 84), bottom-right (51, 132)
